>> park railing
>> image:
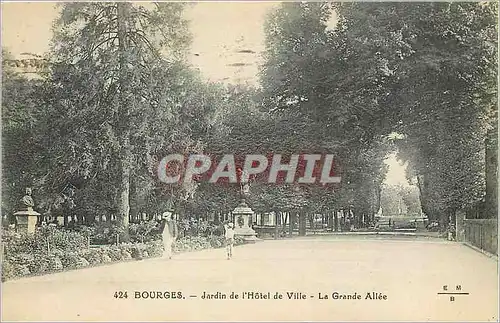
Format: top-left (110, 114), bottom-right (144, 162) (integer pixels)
top-left (460, 218), bottom-right (498, 256)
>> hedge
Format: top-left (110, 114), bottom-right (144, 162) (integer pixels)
top-left (1, 228), bottom-right (248, 282)
top-left (1, 240), bottom-right (164, 281)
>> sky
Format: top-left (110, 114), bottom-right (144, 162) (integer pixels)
top-left (1, 1), bottom-right (276, 83)
top-left (384, 153), bottom-right (410, 187)
top-left (1, 1), bottom-right (409, 187)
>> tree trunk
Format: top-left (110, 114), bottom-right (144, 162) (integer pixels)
top-left (282, 212), bottom-right (288, 233)
top-left (375, 185), bottom-right (381, 214)
top-left (129, 177), bottom-right (139, 224)
top-left (116, 2), bottom-right (132, 241)
top-left (289, 212), bottom-right (295, 236)
top-left (485, 125), bottom-right (498, 219)
top-left (274, 211), bottom-right (281, 239)
top-left (308, 213), bottom-right (314, 232)
top-left (334, 210), bottom-right (339, 232)
top-left (439, 211), bottom-right (448, 231)
top-left (327, 211), bottom-right (333, 232)
top-left (416, 175), bottom-right (430, 218)
top-left (351, 208), bottom-right (359, 229)
top-left (298, 212), bottom-right (306, 236)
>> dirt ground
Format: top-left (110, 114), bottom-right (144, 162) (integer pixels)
top-left (2, 236), bottom-right (498, 322)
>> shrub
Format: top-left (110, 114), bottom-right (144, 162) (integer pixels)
top-left (48, 255), bottom-right (63, 271)
top-left (60, 252), bottom-right (81, 269)
top-left (207, 223), bottom-right (224, 236)
top-left (16, 253), bottom-right (35, 266)
top-left (131, 247), bottom-right (142, 259)
top-left (172, 235), bottom-right (244, 252)
top-left (80, 249), bottom-right (101, 266)
top-left (89, 221), bottom-right (125, 245)
top-left (175, 219), bottom-right (222, 237)
top-left (129, 220), bottom-right (159, 243)
top-left (189, 220), bottom-right (210, 236)
top-left (16, 264), bottom-right (31, 276)
top-left (121, 250), bottom-right (132, 260)
top-left (209, 236), bottom-right (225, 248)
top-left (107, 247), bottom-right (122, 261)
top-left (118, 243), bottom-right (142, 259)
top-left (234, 236), bottom-right (245, 246)
top-left (71, 225), bottom-right (95, 238)
top-left (44, 228), bottom-right (88, 252)
top-left (77, 257), bottom-right (90, 268)
top-left (145, 240), bottom-right (163, 258)
top-left (2, 227), bottom-right (88, 257)
top-left (1, 222), bottom-right (247, 282)
top-left (2, 231), bottom-right (44, 255)
top-left (28, 254), bottom-right (50, 274)
top-left (2, 260), bottom-right (15, 281)
top-left (100, 250), bottom-right (112, 263)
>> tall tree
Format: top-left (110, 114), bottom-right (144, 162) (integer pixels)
top-left (46, 3), bottom-right (193, 234)
top-left (333, 2), bottom-right (497, 226)
top-left (260, 3), bottom-right (391, 224)
top-left (1, 49), bottom-right (46, 214)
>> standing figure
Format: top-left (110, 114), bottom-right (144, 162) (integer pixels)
top-left (161, 212), bottom-right (178, 259)
top-left (224, 222), bottom-right (235, 260)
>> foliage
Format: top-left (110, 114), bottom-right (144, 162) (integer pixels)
top-left (129, 220), bottom-right (160, 243)
top-left (86, 221), bottom-right (126, 245)
top-left (2, 2), bottom-right (496, 234)
top-left (172, 235), bottom-right (245, 253)
top-left (1, 240), bottom-right (164, 282)
top-left (175, 217), bottom-right (223, 237)
top-left (380, 184), bottom-right (421, 216)
top-left (26, 2), bottom-right (217, 234)
top-left (2, 242), bottom-right (163, 281)
top-left (2, 226), bottom-right (88, 255)
top-left (259, 2), bottom-right (391, 224)
top-left (1, 49), bottom-right (48, 213)
top-left (1, 223), bottom-right (249, 281)
top-left (259, 2), bottom-right (497, 228)
top-left (376, 2), bottom-right (499, 223)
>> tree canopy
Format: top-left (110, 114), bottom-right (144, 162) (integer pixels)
top-left (2, 2), bottom-right (497, 233)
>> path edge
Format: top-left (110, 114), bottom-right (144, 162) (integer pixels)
top-left (461, 242), bottom-right (499, 260)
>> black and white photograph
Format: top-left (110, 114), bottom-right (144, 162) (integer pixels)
top-left (1, 1), bottom-right (498, 321)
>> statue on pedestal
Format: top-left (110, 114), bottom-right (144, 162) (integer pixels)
top-left (14, 187), bottom-right (40, 233)
top-left (21, 187), bottom-right (35, 210)
top-left (232, 169), bottom-right (259, 242)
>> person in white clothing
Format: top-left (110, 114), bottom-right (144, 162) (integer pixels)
top-left (161, 212), bottom-right (178, 259)
top-left (224, 222), bottom-right (235, 260)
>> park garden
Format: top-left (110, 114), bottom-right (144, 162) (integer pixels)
top-left (2, 2), bottom-right (498, 280)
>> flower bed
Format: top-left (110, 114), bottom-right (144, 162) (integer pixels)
top-left (172, 235), bottom-right (245, 253)
top-left (1, 240), bottom-right (164, 282)
top-left (1, 227), bottom-right (248, 282)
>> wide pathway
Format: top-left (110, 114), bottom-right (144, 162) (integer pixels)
top-left (2, 236), bottom-right (498, 321)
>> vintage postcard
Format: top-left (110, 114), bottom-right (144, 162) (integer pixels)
top-left (1, 1), bottom-right (498, 321)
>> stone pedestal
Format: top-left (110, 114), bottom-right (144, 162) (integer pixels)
top-left (14, 207), bottom-right (40, 234)
top-left (232, 200), bottom-right (260, 242)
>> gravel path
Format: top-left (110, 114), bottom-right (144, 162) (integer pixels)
top-left (2, 236), bottom-right (498, 321)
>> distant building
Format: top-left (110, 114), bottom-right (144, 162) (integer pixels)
top-left (4, 53), bottom-right (48, 79)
